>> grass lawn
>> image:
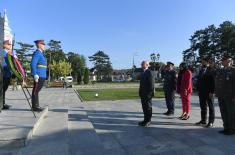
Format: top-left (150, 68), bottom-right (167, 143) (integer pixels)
top-left (78, 88), bottom-right (164, 101)
top-left (73, 81), bottom-right (140, 86)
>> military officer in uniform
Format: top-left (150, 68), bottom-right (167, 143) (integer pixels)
top-left (138, 61), bottom-right (155, 127)
top-left (215, 55), bottom-right (235, 135)
top-left (195, 57), bottom-right (215, 128)
top-left (2, 40), bottom-right (15, 110)
top-left (31, 40), bottom-right (47, 112)
top-left (163, 62), bottom-right (176, 115)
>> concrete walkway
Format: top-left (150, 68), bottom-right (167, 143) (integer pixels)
top-left (81, 98), bottom-right (234, 155)
top-left (0, 87), bottom-right (48, 151)
top-left (0, 88), bottom-right (235, 155)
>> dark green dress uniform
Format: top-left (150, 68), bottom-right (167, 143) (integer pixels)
top-left (215, 66), bottom-right (235, 133)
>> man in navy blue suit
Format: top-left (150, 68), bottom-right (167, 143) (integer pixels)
top-left (195, 57), bottom-right (215, 128)
top-left (138, 61), bottom-right (155, 127)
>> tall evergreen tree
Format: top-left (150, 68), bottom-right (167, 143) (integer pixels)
top-left (83, 68), bottom-right (89, 84)
top-left (89, 51), bottom-right (113, 81)
top-left (15, 42), bottom-right (34, 73)
top-left (45, 40), bottom-right (66, 63)
top-left (183, 21), bottom-right (235, 68)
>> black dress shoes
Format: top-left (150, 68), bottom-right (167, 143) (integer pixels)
top-left (2, 104), bottom-right (11, 110)
top-left (138, 121), bottom-right (151, 127)
top-left (219, 129), bottom-right (235, 135)
top-left (32, 107), bottom-right (44, 112)
top-left (205, 123), bottom-right (213, 128)
top-left (163, 111), bottom-right (169, 115)
top-left (195, 120), bottom-right (207, 126)
top-left (223, 131), bottom-right (235, 135)
top-left (163, 111), bottom-right (174, 116)
top-left (218, 129), bottom-right (228, 134)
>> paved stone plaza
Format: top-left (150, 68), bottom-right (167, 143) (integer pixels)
top-left (0, 88), bottom-right (235, 155)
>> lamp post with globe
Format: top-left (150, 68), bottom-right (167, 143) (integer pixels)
top-left (150, 52), bottom-right (160, 92)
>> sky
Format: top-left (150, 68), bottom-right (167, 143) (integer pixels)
top-left (1, 0), bottom-right (235, 69)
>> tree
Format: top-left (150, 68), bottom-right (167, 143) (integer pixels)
top-left (45, 40), bottom-right (66, 63)
top-left (182, 48), bottom-right (197, 67)
top-left (15, 42), bottom-right (34, 74)
top-left (77, 68), bottom-right (86, 84)
top-left (67, 52), bottom-right (86, 81)
top-left (77, 71), bottom-right (82, 84)
top-left (83, 68), bottom-right (89, 84)
top-left (89, 51), bottom-right (113, 81)
top-left (50, 60), bottom-right (72, 79)
top-left (217, 21), bottom-right (235, 58)
top-left (45, 39), bottom-right (66, 81)
top-left (183, 21), bottom-right (235, 68)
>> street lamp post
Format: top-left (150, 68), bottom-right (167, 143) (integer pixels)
top-left (150, 52), bottom-right (160, 92)
top-left (48, 52), bottom-right (52, 84)
top-left (132, 52), bottom-right (138, 68)
top-left (132, 52), bottom-right (138, 80)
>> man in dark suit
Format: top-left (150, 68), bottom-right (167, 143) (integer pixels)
top-left (138, 61), bottom-right (155, 127)
top-left (195, 57), bottom-right (215, 128)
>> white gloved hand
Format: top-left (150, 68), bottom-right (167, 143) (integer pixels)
top-left (22, 80), bottom-right (27, 87)
top-left (34, 75), bottom-right (39, 83)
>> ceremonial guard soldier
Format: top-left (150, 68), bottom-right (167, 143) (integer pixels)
top-left (2, 40), bottom-right (15, 110)
top-left (31, 40), bottom-right (47, 112)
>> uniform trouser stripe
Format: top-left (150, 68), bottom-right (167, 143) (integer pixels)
top-left (32, 78), bottom-right (45, 108)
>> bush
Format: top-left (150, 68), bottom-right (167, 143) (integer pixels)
top-left (83, 68), bottom-right (89, 84)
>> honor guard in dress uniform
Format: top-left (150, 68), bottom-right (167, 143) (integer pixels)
top-left (163, 62), bottom-right (176, 116)
top-left (31, 40), bottom-right (47, 112)
top-left (2, 40), bottom-right (15, 110)
top-left (195, 57), bottom-right (215, 128)
top-left (215, 55), bottom-right (235, 135)
top-left (138, 61), bottom-right (155, 127)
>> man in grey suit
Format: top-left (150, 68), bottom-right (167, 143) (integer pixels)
top-left (138, 61), bottom-right (155, 127)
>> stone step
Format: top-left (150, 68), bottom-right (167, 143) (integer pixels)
top-left (84, 105), bottom-right (129, 155)
top-left (68, 105), bottom-right (106, 155)
top-left (17, 106), bottom-right (69, 155)
top-left (0, 106), bottom-right (48, 150)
